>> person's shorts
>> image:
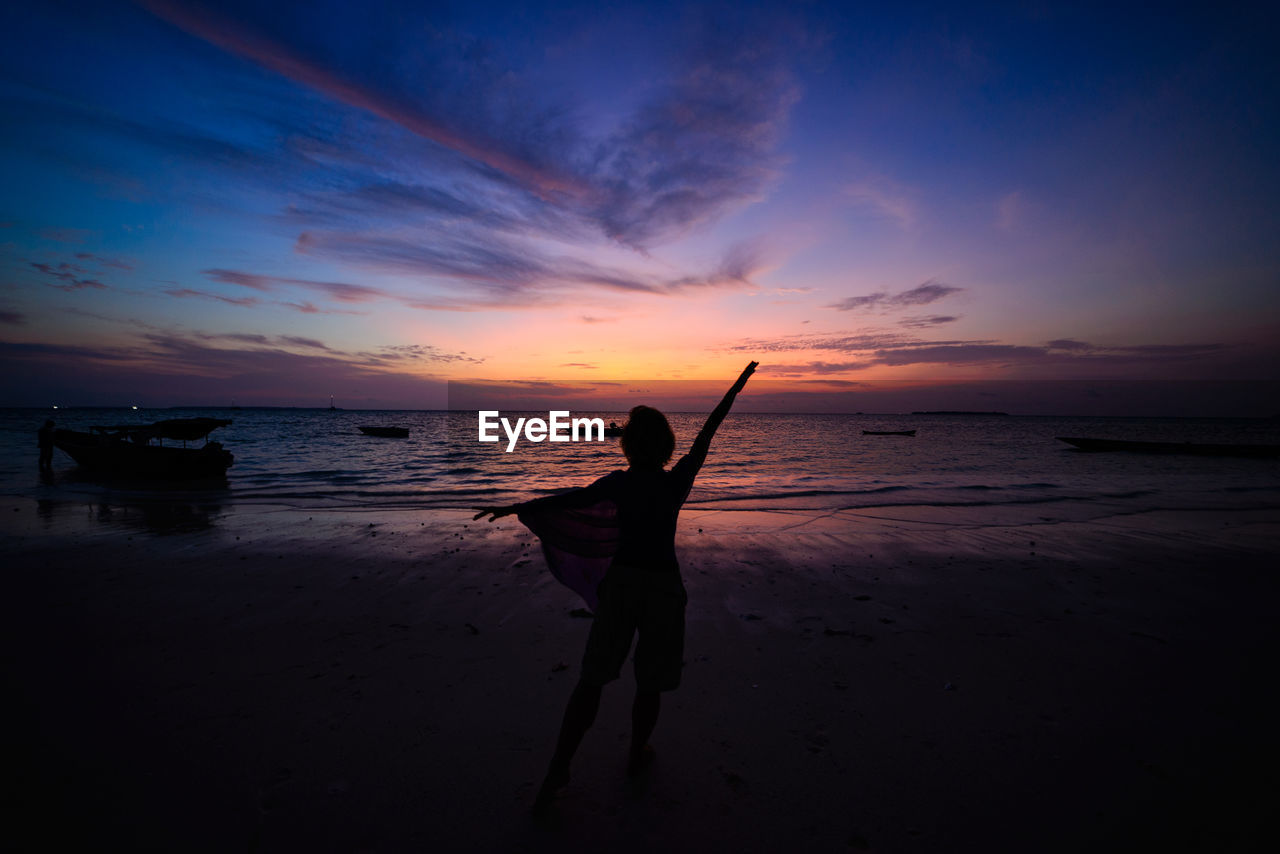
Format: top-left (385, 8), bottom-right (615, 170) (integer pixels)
top-left (581, 562), bottom-right (687, 692)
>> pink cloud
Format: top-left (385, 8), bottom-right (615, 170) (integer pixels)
top-left (203, 268), bottom-right (389, 303)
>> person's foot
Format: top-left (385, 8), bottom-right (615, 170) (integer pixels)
top-left (627, 743), bottom-right (655, 777)
top-left (533, 761), bottom-right (570, 813)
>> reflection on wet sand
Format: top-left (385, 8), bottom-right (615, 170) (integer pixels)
top-left (35, 498), bottom-right (225, 534)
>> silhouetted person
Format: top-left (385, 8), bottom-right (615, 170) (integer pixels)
top-left (38, 419), bottom-right (55, 471)
top-left (475, 361), bottom-right (758, 811)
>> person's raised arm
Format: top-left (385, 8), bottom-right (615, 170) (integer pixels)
top-left (679, 361), bottom-right (758, 476)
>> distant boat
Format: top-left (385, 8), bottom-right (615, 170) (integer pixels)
top-left (603, 423), bottom-right (624, 437)
top-left (53, 417), bottom-right (234, 478)
top-left (862, 429), bottom-right (916, 436)
top-left (358, 426), bottom-right (410, 438)
top-left (1057, 437), bottom-right (1280, 458)
top-left (912, 410), bottom-right (1009, 416)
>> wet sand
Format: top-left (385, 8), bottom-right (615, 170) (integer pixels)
top-left (4, 498), bottom-right (1277, 852)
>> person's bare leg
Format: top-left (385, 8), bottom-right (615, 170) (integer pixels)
top-left (535, 680), bottom-right (601, 809)
top-left (628, 690), bottom-right (660, 775)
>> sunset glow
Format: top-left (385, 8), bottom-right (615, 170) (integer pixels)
top-left (2, 1), bottom-right (1277, 412)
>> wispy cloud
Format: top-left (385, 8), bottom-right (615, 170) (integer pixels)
top-left (164, 287), bottom-right (261, 307)
top-left (900, 315), bottom-right (960, 329)
top-left (844, 176), bottom-right (918, 229)
top-left (74, 252), bottom-right (134, 271)
top-left (827, 280), bottom-right (963, 312)
top-left (165, 283), bottom-right (372, 315)
top-left (0, 335), bottom-right (455, 407)
top-left (757, 361), bottom-right (872, 375)
top-left (191, 331), bottom-right (332, 352)
top-left (871, 343), bottom-right (1053, 366)
top-left (137, 0), bottom-right (583, 199)
top-left (8, 86), bottom-right (285, 189)
top-left (586, 19), bottom-right (800, 247)
top-left (731, 331), bottom-right (920, 353)
top-left (292, 232), bottom-right (573, 298)
top-left (278, 300), bottom-right (363, 316)
top-left (280, 335), bottom-right (330, 350)
top-left (1046, 338), bottom-right (1093, 351)
top-left (203, 268), bottom-right (391, 303)
top-left (665, 240), bottom-right (767, 290)
top-left (0, 328), bottom-right (479, 395)
top-left (291, 232), bottom-right (767, 308)
top-left (1043, 340), bottom-right (1232, 360)
top-left (0, 310), bottom-right (26, 325)
top-left (364, 343), bottom-right (483, 365)
top-left (30, 262), bottom-right (108, 291)
top-left (730, 332), bottom-right (1233, 376)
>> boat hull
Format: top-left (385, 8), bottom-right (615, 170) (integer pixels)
top-left (1057, 437), bottom-right (1280, 458)
top-left (358, 426), bottom-right (410, 438)
top-left (53, 429), bottom-right (234, 478)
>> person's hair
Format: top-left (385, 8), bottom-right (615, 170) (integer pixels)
top-left (620, 405), bottom-right (675, 469)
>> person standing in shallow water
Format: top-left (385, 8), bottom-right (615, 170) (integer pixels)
top-left (38, 419), bottom-right (55, 471)
top-left (475, 361), bottom-right (758, 811)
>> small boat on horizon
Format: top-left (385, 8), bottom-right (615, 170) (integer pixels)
top-left (862, 429), bottom-right (916, 436)
top-left (53, 417), bottom-right (235, 479)
top-left (358, 425), bottom-right (410, 438)
top-left (1057, 436), bottom-right (1280, 458)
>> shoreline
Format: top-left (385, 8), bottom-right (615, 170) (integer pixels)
top-left (10, 485), bottom-right (1280, 524)
top-left (5, 499), bottom-right (1277, 851)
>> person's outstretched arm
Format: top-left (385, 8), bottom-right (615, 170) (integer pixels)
top-left (473, 475), bottom-right (616, 522)
top-left (473, 505), bottom-right (517, 522)
top-left (676, 361), bottom-right (758, 479)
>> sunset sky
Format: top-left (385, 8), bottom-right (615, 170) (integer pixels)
top-left (1, 1), bottom-right (1277, 412)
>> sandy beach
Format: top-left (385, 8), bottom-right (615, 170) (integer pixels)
top-left (4, 498), bottom-right (1276, 852)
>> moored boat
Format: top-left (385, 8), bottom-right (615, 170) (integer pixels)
top-left (358, 425), bottom-right (410, 438)
top-left (1056, 436), bottom-right (1280, 458)
top-left (53, 418), bottom-right (235, 478)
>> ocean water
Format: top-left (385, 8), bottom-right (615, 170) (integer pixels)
top-left (3, 408), bottom-right (1279, 526)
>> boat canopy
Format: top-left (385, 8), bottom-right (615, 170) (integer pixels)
top-left (89, 418), bottom-right (232, 442)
